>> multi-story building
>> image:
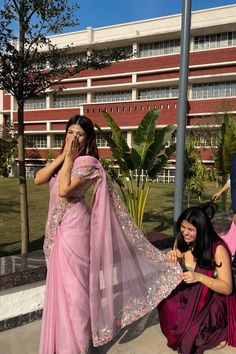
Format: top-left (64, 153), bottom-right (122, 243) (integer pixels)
top-left (1, 4), bottom-right (236, 180)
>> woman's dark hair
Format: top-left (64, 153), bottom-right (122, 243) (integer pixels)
top-left (176, 201), bottom-right (221, 269)
top-left (62, 115), bottom-right (99, 159)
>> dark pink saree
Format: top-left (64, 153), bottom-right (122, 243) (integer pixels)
top-left (158, 241), bottom-right (236, 354)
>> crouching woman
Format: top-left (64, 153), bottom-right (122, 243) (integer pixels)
top-left (158, 203), bottom-right (236, 354)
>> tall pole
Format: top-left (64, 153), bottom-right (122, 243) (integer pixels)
top-left (18, 0), bottom-right (30, 253)
top-left (173, 0), bottom-right (192, 233)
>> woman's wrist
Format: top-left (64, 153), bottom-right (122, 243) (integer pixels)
top-left (195, 272), bottom-right (202, 283)
top-left (64, 154), bottom-right (75, 164)
top-left (197, 273), bottom-right (214, 289)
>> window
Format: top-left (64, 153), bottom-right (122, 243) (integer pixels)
top-left (186, 129), bottom-right (219, 148)
top-left (193, 31), bottom-right (236, 51)
top-left (139, 87), bottom-right (179, 100)
top-left (25, 96), bottom-right (46, 110)
top-left (192, 81), bottom-right (236, 99)
top-left (53, 94), bottom-right (87, 108)
top-left (94, 91), bottom-right (132, 102)
top-left (96, 132), bottom-right (112, 147)
top-left (139, 39), bottom-right (180, 57)
top-left (54, 134), bottom-right (64, 148)
top-left (62, 52), bottom-right (87, 67)
top-left (27, 135), bottom-right (47, 148)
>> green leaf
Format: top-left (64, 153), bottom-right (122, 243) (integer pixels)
top-left (143, 125), bottom-right (176, 171)
top-left (131, 109), bottom-right (159, 168)
top-left (102, 111), bottom-right (130, 155)
top-left (147, 143), bottom-right (176, 179)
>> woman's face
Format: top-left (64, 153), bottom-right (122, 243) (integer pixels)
top-left (67, 124), bottom-right (87, 149)
top-left (180, 219), bottom-right (197, 244)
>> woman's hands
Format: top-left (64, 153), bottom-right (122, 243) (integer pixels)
top-left (211, 191), bottom-right (222, 201)
top-left (58, 134), bottom-right (86, 198)
top-left (182, 271), bottom-right (199, 284)
top-left (166, 250), bottom-right (199, 283)
top-left (63, 134), bottom-right (84, 161)
top-left (166, 249), bottom-right (178, 263)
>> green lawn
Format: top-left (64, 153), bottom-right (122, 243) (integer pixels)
top-left (0, 178), bottom-right (49, 256)
top-left (0, 177), bottom-right (231, 256)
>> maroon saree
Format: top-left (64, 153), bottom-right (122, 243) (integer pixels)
top-left (158, 241), bottom-right (236, 354)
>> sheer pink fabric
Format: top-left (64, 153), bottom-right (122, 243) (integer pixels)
top-left (40, 156), bottom-right (182, 353)
top-left (219, 221), bottom-right (236, 256)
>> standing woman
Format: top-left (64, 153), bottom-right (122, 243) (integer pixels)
top-left (35, 115), bottom-right (182, 354)
top-left (158, 203), bottom-right (236, 354)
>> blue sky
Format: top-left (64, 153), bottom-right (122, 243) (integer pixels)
top-left (75, 0), bottom-right (236, 30)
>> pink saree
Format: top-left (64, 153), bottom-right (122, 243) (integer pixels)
top-left (219, 221), bottom-right (236, 256)
top-left (39, 156), bottom-right (182, 354)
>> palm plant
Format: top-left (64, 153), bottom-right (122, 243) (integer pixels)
top-left (95, 109), bottom-right (176, 229)
top-left (214, 112), bottom-right (236, 210)
top-left (184, 139), bottom-right (210, 207)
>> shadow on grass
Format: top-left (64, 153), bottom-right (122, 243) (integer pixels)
top-left (143, 208), bottom-right (174, 233)
top-left (0, 235), bottom-right (44, 257)
top-left (29, 235), bottom-right (44, 252)
top-left (0, 200), bottom-right (19, 213)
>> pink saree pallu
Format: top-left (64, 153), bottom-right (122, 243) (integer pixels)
top-left (219, 221), bottom-right (236, 256)
top-left (39, 156), bottom-right (182, 354)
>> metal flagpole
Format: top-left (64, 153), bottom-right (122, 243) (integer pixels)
top-left (173, 0), bottom-right (192, 234)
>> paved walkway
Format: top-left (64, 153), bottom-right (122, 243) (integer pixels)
top-left (1, 311), bottom-right (236, 354)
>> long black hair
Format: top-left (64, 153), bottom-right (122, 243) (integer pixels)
top-left (176, 202), bottom-right (222, 269)
top-left (61, 115), bottom-right (99, 160)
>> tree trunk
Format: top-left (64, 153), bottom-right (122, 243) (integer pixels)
top-left (18, 0), bottom-right (29, 254)
top-left (18, 103), bottom-right (29, 254)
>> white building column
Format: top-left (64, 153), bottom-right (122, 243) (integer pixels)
top-left (10, 95), bottom-right (15, 123)
top-left (189, 36), bottom-right (195, 51)
top-left (127, 131), bottom-right (132, 148)
top-left (132, 88), bottom-right (138, 101)
top-left (79, 105), bottom-right (84, 115)
top-left (87, 27), bottom-right (94, 43)
top-left (188, 83), bottom-right (192, 100)
top-left (46, 94), bottom-right (52, 109)
top-left (132, 74), bottom-right (138, 100)
top-left (133, 42), bottom-right (138, 58)
top-left (87, 92), bottom-right (93, 103)
top-left (46, 122), bottom-right (52, 148)
top-left (87, 78), bottom-right (93, 103)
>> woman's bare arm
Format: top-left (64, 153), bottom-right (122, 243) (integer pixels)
top-left (34, 153), bottom-right (65, 185)
top-left (58, 154), bottom-right (87, 198)
top-left (182, 245), bottom-right (232, 295)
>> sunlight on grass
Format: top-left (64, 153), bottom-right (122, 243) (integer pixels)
top-left (0, 178), bottom-right (231, 256)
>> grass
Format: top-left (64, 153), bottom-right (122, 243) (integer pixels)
top-left (0, 177), bottom-right (231, 256)
top-left (0, 178), bottom-right (49, 256)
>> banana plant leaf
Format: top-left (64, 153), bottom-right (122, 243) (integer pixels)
top-left (148, 143), bottom-right (176, 179)
top-left (143, 125), bottom-right (176, 171)
top-left (102, 111), bottom-right (130, 154)
top-left (95, 123), bottom-right (130, 174)
top-left (130, 109), bottom-right (159, 169)
top-left (95, 111), bottom-right (134, 172)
